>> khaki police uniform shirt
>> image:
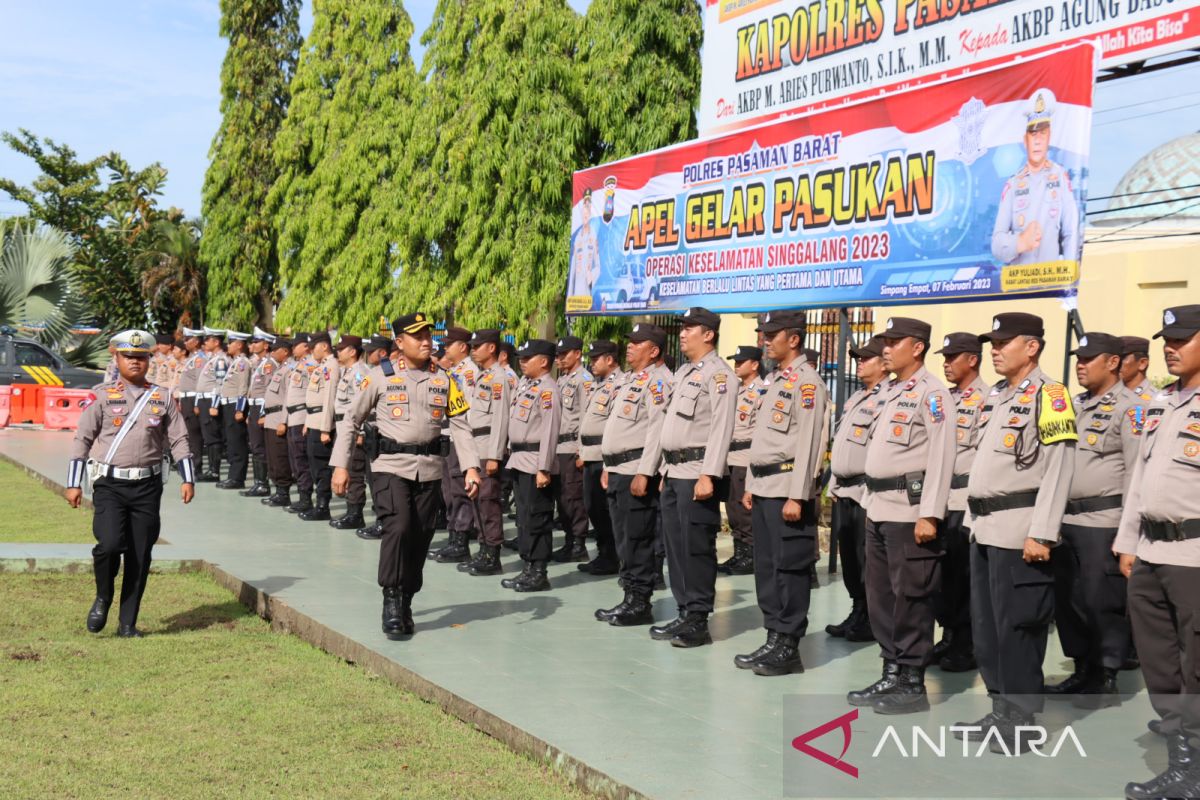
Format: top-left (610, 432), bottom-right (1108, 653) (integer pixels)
top-left (147, 353), bottom-right (165, 385)
top-left (600, 362), bottom-right (674, 477)
top-left (948, 376), bottom-right (991, 512)
top-left (286, 357), bottom-right (314, 426)
top-left (1064, 385), bottom-right (1144, 528)
top-left (728, 377), bottom-right (767, 469)
top-left (745, 356), bottom-right (828, 500)
top-left (331, 362), bottom-right (479, 481)
top-left (177, 351), bottom-right (207, 395)
top-left (658, 350), bottom-right (736, 480)
top-left (331, 360), bottom-right (371, 442)
top-left (451, 356), bottom-right (480, 392)
top-left (579, 369), bottom-right (624, 463)
top-left (965, 367), bottom-right (1077, 549)
top-left (863, 366), bottom-right (956, 523)
top-left (163, 354), bottom-right (180, 390)
top-left (195, 351), bottom-right (229, 401)
top-left (555, 365), bottom-right (593, 456)
top-left (249, 354), bottom-right (273, 404)
top-left (506, 375), bottom-right (561, 475)
top-left (219, 354), bottom-right (252, 408)
top-left (467, 363), bottom-right (513, 463)
top-left (829, 383), bottom-right (885, 505)
top-left (305, 354), bottom-right (340, 433)
top-left (1114, 383), bottom-right (1200, 566)
top-left (262, 359), bottom-right (293, 429)
top-left (71, 381), bottom-right (191, 466)
top-left (1129, 380), bottom-right (1154, 404)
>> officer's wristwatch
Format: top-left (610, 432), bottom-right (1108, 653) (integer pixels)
top-left (1031, 538), bottom-right (1055, 547)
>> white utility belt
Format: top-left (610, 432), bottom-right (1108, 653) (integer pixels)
top-left (218, 397), bottom-right (242, 405)
top-left (87, 460), bottom-right (163, 482)
top-left (179, 391), bottom-right (198, 398)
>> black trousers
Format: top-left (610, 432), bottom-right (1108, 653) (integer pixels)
top-left (606, 472), bottom-right (660, 596)
top-left (726, 466), bottom-right (752, 544)
top-left (476, 471), bottom-right (504, 546)
top-left (934, 509), bottom-right (973, 643)
top-left (581, 461), bottom-right (615, 556)
top-left (198, 398), bottom-right (224, 449)
top-left (751, 496), bottom-right (817, 638)
top-left (221, 404), bottom-right (249, 482)
top-left (442, 445), bottom-right (474, 533)
top-left (1129, 561), bottom-right (1200, 744)
top-left (1053, 524), bottom-right (1130, 670)
top-left (514, 470), bottom-right (555, 562)
top-left (865, 519), bottom-right (942, 666)
top-left (373, 472), bottom-right (440, 592)
top-left (971, 542), bottom-right (1054, 714)
top-left (264, 424), bottom-right (293, 488)
top-left (91, 476), bottom-right (163, 627)
top-left (306, 428), bottom-right (334, 500)
top-left (555, 453), bottom-right (589, 540)
top-left (347, 440), bottom-right (368, 506)
top-left (830, 496), bottom-right (867, 601)
top-left (246, 404), bottom-right (265, 460)
top-left (287, 425), bottom-right (313, 493)
top-left (180, 397), bottom-right (203, 467)
top-left (661, 477), bottom-right (723, 614)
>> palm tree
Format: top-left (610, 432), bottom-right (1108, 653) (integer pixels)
top-left (137, 214), bottom-right (205, 327)
top-left (0, 221), bottom-right (91, 346)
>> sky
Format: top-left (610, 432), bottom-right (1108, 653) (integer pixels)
top-left (0, 1), bottom-right (1196, 221)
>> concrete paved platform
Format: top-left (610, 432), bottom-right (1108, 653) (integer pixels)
top-left (0, 427), bottom-right (1166, 798)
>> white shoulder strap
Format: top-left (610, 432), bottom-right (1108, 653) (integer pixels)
top-left (102, 388), bottom-right (155, 464)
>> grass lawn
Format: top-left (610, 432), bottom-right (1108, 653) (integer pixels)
top-left (0, 458), bottom-right (93, 543)
top-left (0, 571), bottom-right (589, 799)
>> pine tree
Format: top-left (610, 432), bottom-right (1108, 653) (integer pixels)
top-left (270, 0), bottom-right (420, 333)
top-left (202, 0), bottom-right (301, 328)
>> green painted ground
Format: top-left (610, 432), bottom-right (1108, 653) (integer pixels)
top-left (0, 572), bottom-right (588, 799)
top-left (0, 458), bottom-right (93, 543)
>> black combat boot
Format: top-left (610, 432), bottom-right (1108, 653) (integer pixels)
top-left (299, 495), bottom-right (331, 521)
top-left (468, 544), bottom-right (503, 576)
top-left (1072, 666), bottom-right (1120, 709)
top-left (457, 541), bottom-right (487, 572)
top-left (843, 603), bottom-right (875, 642)
top-left (513, 561), bottom-right (551, 592)
top-left (578, 535), bottom-right (619, 575)
top-left (826, 598), bottom-right (865, 637)
top-left (552, 535), bottom-right (588, 563)
top-left (670, 613), bottom-right (712, 648)
top-left (649, 610), bottom-right (688, 641)
top-left (287, 491), bottom-right (313, 514)
top-left (240, 459), bottom-right (271, 497)
top-left (653, 554), bottom-right (666, 591)
top-left (728, 540), bottom-right (755, 575)
top-left (847, 660), bottom-right (901, 706)
top-left (382, 588), bottom-right (404, 639)
top-left (435, 530), bottom-right (471, 563)
top-left (717, 539), bottom-right (745, 574)
top-left (752, 633), bottom-right (804, 676)
top-left (116, 623), bottom-right (143, 638)
top-left (735, 631), bottom-right (780, 669)
top-left (86, 597), bottom-right (111, 633)
top-left (263, 485), bottom-right (291, 507)
top-left (872, 665), bottom-right (929, 714)
top-left (356, 521), bottom-right (383, 540)
top-left (330, 503), bottom-right (366, 530)
top-left (1044, 659), bottom-right (1094, 696)
top-left (198, 445), bottom-right (221, 482)
top-left (216, 476), bottom-right (244, 489)
top-left (1126, 736), bottom-right (1198, 800)
top-left (595, 592), bottom-right (633, 622)
top-left (931, 628), bottom-right (954, 660)
top-left (938, 639), bottom-right (977, 673)
top-left (609, 592), bottom-right (654, 626)
top-left (501, 561), bottom-right (533, 590)
top-left (503, 536), bottom-right (519, 551)
top-left (988, 705), bottom-right (1039, 755)
top-left (399, 593), bottom-right (415, 636)
top-left (953, 696), bottom-right (1009, 741)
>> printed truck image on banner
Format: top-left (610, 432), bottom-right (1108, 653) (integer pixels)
top-left (698, 0), bottom-right (1199, 135)
top-left (566, 44), bottom-right (1094, 317)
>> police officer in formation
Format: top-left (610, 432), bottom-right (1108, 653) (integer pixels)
top-left (326, 335), bottom-right (370, 530)
top-left (176, 328), bottom-right (206, 472)
top-left (241, 327), bottom-right (277, 498)
top-left (576, 340), bottom-right (623, 575)
top-left (720, 345), bottom-right (765, 576)
top-left (285, 334), bottom-right (316, 514)
top-left (432, 326), bottom-right (480, 563)
top-left (215, 330), bottom-right (251, 489)
top-left (66, 330), bottom-right (196, 638)
top-left (300, 331), bottom-right (339, 521)
top-left (260, 336), bottom-right (295, 508)
top-left (350, 336), bottom-right (392, 539)
top-left (1121, 335), bottom-right (1154, 401)
top-left (551, 335), bottom-right (592, 563)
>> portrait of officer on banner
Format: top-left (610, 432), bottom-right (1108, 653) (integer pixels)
top-left (566, 186), bottom-right (601, 310)
top-left (990, 88), bottom-right (1081, 266)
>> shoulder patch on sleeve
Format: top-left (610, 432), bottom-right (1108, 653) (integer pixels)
top-left (1038, 384), bottom-right (1078, 445)
top-left (1127, 405), bottom-right (1144, 436)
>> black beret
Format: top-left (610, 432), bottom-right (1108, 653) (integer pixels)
top-left (727, 345), bottom-right (763, 362)
top-left (587, 339), bottom-right (619, 358)
top-left (517, 339), bottom-right (556, 359)
top-left (555, 335), bottom-right (584, 352)
top-left (444, 326), bottom-right (472, 343)
top-left (628, 323), bottom-right (668, 349)
top-left (936, 332), bottom-right (983, 356)
top-left (680, 306), bottom-right (720, 330)
top-left (979, 312), bottom-right (1045, 342)
top-left (756, 310), bottom-right (807, 334)
top-left (471, 328), bottom-right (501, 346)
top-left (881, 317), bottom-right (932, 341)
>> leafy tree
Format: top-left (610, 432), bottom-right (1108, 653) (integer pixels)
top-left (137, 213), bottom-right (206, 329)
top-left (202, 0), bottom-right (301, 328)
top-left (271, 0), bottom-right (420, 333)
top-left (0, 222), bottom-right (90, 347)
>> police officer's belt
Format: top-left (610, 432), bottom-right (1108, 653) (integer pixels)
top-left (968, 490), bottom-right (1039, 517)
top-left (664, 447), bottom-right (706, 465)
top-left (333, 413), bottom-right (345, 422)
top-left (866, 475), bottom-right (920, 493)
top-left (602, 448), bottom-right (644, 467)
top-left (511, 442), bottom-right (540, 452)
top-left (90, 461), bottom-right (163, 481)
top-left (472, 426), bottom-right (491, 436)
top-left (306, 405), bottom-right (324, 414)
top-left (750, 461), bottom-right (794, 478)
top-left (950, 474), bottom-right (970, 489)
top-left (1140, 517), bottom-right (1200, 542)
top-left (1065, 495), bottom-right (1123, 515)
top-left (557, 433), bottom-right (578, 444)
top-left (834, 473), bottom-right (865, 487)
top-left (286, 403), bottom-right (306, 413)
top-left (252, 398), bottom-right (265, 406)
top-left (729, 440), bottom-right (752, 451)
top-left (580, 435), bottom-right (603, 446)
top-left (180, 391), bottom-right (198, 398)
top-left (376, 436), bottom-right (448, 457)
top-left (264, 405), bottom-right (282, 414)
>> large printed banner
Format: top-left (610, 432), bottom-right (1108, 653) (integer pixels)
top-left (566, 45), bottom-right (1094, 316)
top-left (698, 0), bottom-right (1199, 135)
